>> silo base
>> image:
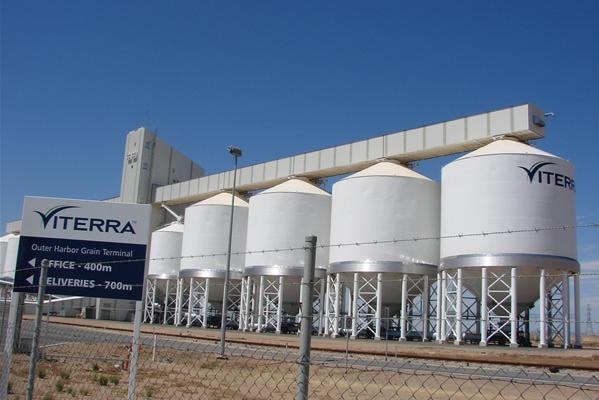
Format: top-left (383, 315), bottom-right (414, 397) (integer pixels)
top-left (437, 267), bottom-right (580, 348)
top-left (324, 272), bottom-right (435, 341)
top-left (174, 275), bottom-right (242, 329)
top-left (143, 276), bottom-right (178, 325)
top-left (239, 275), bottom-right (326, 335)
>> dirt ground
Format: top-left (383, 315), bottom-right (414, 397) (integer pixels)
top-left (4, 340), bottom-right (598, 400)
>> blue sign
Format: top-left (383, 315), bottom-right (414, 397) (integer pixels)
top-left (13, 197), bottom-right (152, 301)
top-left (14, 236), bottom-right (146, 300)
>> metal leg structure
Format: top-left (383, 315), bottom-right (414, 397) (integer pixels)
top-left (403, 275), bottom-right (429, 342)
top-left (239, 276), bottom-right (252, 331)
top-left (350, 273), bottom-right (378, 340)
top-left (440, 270), bottom-right (460, 343)
top-left (325, 273), bottom-right (341, 338)
top-left (143, 278), bottom-right (157, 323)
top-left (175, 278), bottom-right (189, 326)
top-left (547, 277), bottom-right (567, 348)
top-left (486, 269), bottom-right (512, 346)
top-left (227, 280), bottom-right (242, 325)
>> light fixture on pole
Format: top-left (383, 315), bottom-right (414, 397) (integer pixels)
top-left (218, 145), bottom-right (242, 359)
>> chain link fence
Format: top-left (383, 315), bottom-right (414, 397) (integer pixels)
top-left (2, 309), bottom-right (599, 399)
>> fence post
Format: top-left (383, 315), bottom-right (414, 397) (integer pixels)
top-left (296, 235), bottom-right (316, 400)
top-left (1, 291), bottom-right (23, 399)
top-left (25, 259), bottom-right (49, 400)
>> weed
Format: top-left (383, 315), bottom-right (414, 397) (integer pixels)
top-left (98, 375), bottom-right (108, 386)
top-left (55, 379), bottom-right (65, 392)
top-left (109, 375), bottom-right (120, 385)
top-left (42, 392), bottom-right (53, 400)
top-left (91, 363), bottom-right (99, 372)
top-left (37, 367), bottom-right (47, 379)
top-left (60, 370), bottom-right (71, 380)
top-left (7, 381), bottom-right (12, 394)
top-left (80, 387), bottom-right (90, 396)
top-left (144, 386), bottom-right (155, 398)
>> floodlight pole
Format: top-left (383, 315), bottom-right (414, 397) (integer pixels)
top-left (218, 146), bottom-right (241, 359)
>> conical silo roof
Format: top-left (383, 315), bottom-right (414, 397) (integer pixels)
top-left (349, 161), bottom-right (432, 180)
top-left (261, 179), bottom-right (330, 196)
top-left (456, 139), bottom-right (556, 160)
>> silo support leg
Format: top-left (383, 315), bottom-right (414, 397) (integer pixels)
top-left (256, 276), bottom-right (265, 332)
top-left (333, 274), bottom-right (341, 337)
top-left (573, 274), bottom-right (582, 348)
top-left (323, 276), bottom-right (331, 337)
top-left (276, 277), bottom-right (284, 334)
top-left (400, 275), bottom-right (408, 341)
top-left (436, 272), bottom-right (443, 343)
top-left (538, 269), bottom-right (548, 348)
top-left (375, 273), bottom-right (383, 340)
top-left (510, 268), bottom-right (519, 348)
top-left (351, 273), bottom-right (359, 339)
top-left (439, 271), bottom-right (447, 344)
top-left (175, 279), bottom-right (183, 326)
top-left (480, 268), bottom-right (488, 346)
top-left (318, 278), bottom-right (326, 335)
top-left (422, 275), bottom-right (429, 342)
top-left (186, 278), bottom-right (194, 328)
top-left (563, 273), bottom-right (571, 349)
top-left (202, 278), bottom-right (210, 329)
top-left (455, 268), bottom-right (463, 346)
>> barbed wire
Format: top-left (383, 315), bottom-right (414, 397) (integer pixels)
top-left (4, 222), bottom-right (598, 277)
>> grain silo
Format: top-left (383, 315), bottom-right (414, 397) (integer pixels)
top-left (0, 233), bottom-right (18, 298)
top-left (240, 179), bottom-right (331, 334)
top-left (326, 162), bottom-right (440, 340)
top-left (143, 221), bottom-right (184, 325)
top-left (2, 234), bottom-right (19, 282)
top-left (439, 138), bottom-right (579, 348)
top-left (176, 193), bottom-right (249, 328)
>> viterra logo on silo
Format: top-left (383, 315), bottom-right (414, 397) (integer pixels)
top-left (518, 162), bottom-right (575, 191)
top-left (34, 205), bottom-right (137, 234)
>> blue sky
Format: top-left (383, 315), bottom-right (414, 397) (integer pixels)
top-left (1, 2), bottom-right (598, 320)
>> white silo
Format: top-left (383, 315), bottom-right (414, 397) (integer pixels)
top-left (241, 179), bottom-right (331, 334)
top-left (439, 138), bottom-right (579, 348)
top-left (176, 193), bottom-right (249, 328)
top-left (0, 233), bottom-right (18, 298)
top-left (327, 162), bottom-right (440, 340)
top-left (143, 222), bottom-right (184, 325)
top-left (2, 235), bottom-right (20, 282)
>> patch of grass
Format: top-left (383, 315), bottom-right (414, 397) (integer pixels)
top-left (108, 375), bottom-right (119, 385)
top-left (66, 386), bottom-right (75, 396)
top-left (98, 375), bottom-right (109, 386)
top-left (80, 387), bottom-right (90, 396)
top-left (91, 362), bottom-right (99, 372)
top-left (59, 370), bottom-right (71, 380)
top-left (144, 386), bottom-right (155, 398)
top-left (42, 392), bottom-right (53, 400)
top-left (37, 367), bottom-right (47, 379)
top-left (55, 378), bottom-right (65, 392)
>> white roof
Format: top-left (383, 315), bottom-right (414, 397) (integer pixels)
top-left (261, 179), bottom-right (331, 196)
top-left (192, 192), bottom-right (249, 207)
top-left (350, 161), bottom-right (432, 181)
top-left (0, 233), bottom-right (17, 243)
top-left (457, 139), bottom-right (556, 160)
top-left (155, 222), bottom-right (184, 233)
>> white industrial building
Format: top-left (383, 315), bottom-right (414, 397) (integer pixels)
top-left (0, 103), bottom-right (582, 347)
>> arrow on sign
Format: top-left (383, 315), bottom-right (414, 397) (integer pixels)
top-left (28, 258), bottom-right (36, 267)
top-left (26, 275), bottom-right (34, 285)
